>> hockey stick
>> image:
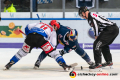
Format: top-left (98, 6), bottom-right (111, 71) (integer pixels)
top-left (36, 14), bottom-right (42, 22)
top-left (19, 29), bottom-right (26, 35)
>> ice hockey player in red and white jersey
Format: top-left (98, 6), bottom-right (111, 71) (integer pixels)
top-left (4, 22), bottom-right (75, 71)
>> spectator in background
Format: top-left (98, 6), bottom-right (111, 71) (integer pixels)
top-left (4, 0), bottom-right (16, 12)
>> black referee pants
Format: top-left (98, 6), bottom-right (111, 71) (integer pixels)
top-left (93, 24), bottom-right (119, 64)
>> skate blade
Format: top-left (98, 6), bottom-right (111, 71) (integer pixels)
top-left (64, 67), bottom-right (75, 72)
top-left (3, 67), bottom-right (9, 71)
top-left (109, 66), bottom-right (113, 69)
top-left (102, 66), bottom-right (113, 69)
top-left (70, 63), bottom-right (78, 67)
top-left (89, 68), bottom-right (102, 72)
top-left (33, 66), bottom-right (39, 69)
top-left (64, 63), bottom-right (78, 72)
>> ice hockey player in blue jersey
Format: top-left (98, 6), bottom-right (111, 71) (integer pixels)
top-left (34, 20), bottom-right (94, 69)
top-left (4, 22), bottom-right (74, 71)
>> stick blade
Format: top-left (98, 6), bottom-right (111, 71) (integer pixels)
top-left (70, 63), bottom-right (78, 67)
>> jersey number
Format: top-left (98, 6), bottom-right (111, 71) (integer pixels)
top-left (40, 23), bottom-right (53, 31)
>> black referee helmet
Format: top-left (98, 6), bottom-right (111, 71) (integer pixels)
top-left (78, 6), bottom-right (89, 16)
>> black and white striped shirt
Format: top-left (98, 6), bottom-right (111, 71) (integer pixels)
top-left (88, 12), bottom-right (114, 36)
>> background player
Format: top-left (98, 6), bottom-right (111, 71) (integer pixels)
top-left (34, 20), bottom-right (94, 69)
top-left (4, 22), bottom-right (74, 71)
top-left (78, 6), bottom-right (119, 71)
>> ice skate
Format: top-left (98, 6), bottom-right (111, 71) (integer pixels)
top-left (61, 63), bottom-right (73, 72)
top-left (3, 61), bottom-right (14, 70)
top-left (102, 61), bottom-right (113, 69)
top-left (61, 63), bottom-right (78, 72)
top-left (87, 61), bottom-right (95, 66)
top-left (33, 60), bottom-right (40, 69)
top-left (89, 63), bottom-right (102, 72)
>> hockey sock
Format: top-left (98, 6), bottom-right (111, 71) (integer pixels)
top-left (37, 51), bottom-right (47, 63)
top-left (75, 44), bottom-right (91, 62)
top-left (10, 55), bottom-right (20, 64)
top-left (56, 56), bottom-right (66, 66)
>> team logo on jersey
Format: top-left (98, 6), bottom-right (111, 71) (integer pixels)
top-left (69, 30), bottom-right (77, 40)
top-left (41, 42), bottom-right (54, 54)
top-left (69, 71), bottom-right (76, 78)
top-left (88, 27), bottom-right (95, 39)
top-left (42, 43), bottom-right (51, 51)
top-left (22, 43), bottom-right (30, 53)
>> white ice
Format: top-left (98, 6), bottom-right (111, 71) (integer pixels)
top-left (0, 48), bottom-right (120, 80)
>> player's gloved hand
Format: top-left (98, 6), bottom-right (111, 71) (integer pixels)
top-left (64, 46), bottom-right (72, 53)
top-left (72, 45), bottom-right (77, 50)
top-left (59, 46), bottom-right (72, 56)
top-left (59, 50), bottom-right (66, 56)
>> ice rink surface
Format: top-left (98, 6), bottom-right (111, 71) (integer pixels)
top-left (0, 48), bottom-right (120, 80)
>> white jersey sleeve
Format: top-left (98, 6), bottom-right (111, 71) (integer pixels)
top-left (49, 31), bottom-right (57, 47)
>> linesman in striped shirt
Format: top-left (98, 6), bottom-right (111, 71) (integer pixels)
top-left (78, 6), bottom-right (119, 72)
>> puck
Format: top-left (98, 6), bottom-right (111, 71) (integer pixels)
top-left (81, 66), bottom-right (83, 70)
